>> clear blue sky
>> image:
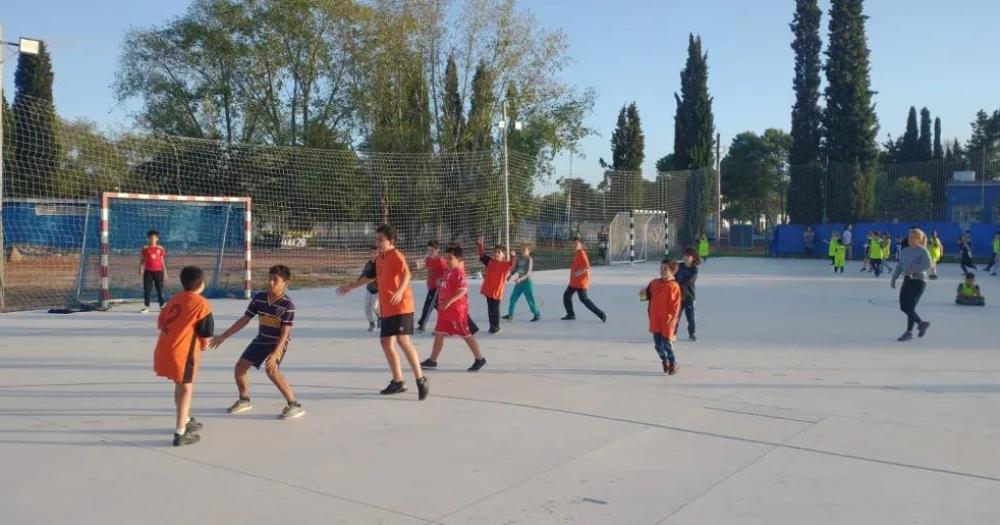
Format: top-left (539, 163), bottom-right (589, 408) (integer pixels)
top-left (3, 0), bottom-right (999, 190)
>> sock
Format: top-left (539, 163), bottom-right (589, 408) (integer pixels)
top-left (175, 427), bottom-right (186, 436)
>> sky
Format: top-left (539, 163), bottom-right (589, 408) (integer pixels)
top-left (3, 0), bottom-right (999, 191)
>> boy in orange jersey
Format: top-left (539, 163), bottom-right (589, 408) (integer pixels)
top-left (153, 266), bottom-right (214, 446)
top-left (338, 224), bottom-right (429, 399)
top-left (561, 237), bottom-right (607, 322)
top-left (642, 258), bottom-right (682, 375)
top-left (477, 236), bottom-right (513, 334)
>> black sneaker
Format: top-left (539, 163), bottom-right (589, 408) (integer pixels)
top-left (420, 358), bottom-right (438, 369)
top-left (897, 331), bottom-right (913, 342)
top-left (173, 432), bottom-right (200, 447)
top-left (501, 314), bottom-right (513, 321)
top-left (468, 358), bottom-right (487, 372)
top-left (488, 326), bottom-right (501, 334)
top-left (380, 380), bottom-right (407, 395)
top-left (185, 417), bottom-right (203, 433)
top-left (689, 334), bottom-right (697, 342)
top-left (599, 312), bottom-right (607, 323)
top-left (561, 315), bottom-right (576, 321)
top-left (416, 376), bottom-right (429, 400)
top-left (530, 315), bottom-right (541, 322)
top-left (917, 321), bottom-right (930, 338)
top-left (417, 326), bottom-right (425, 333)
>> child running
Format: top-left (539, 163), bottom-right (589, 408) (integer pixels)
top-left (502, 243), bottom-right (542, 322)
top-left (561, 237), bottom-right (607, 322)
top-left (337, 224), bottom-right (429, 399)
top-left (959, 233), bottom-right (977, 274)
top-left (642, 258), bottom-right (682, 375)
top-left (417, 241), bottom-right (447, 333)
top-left (420, 243), bottom-right (487, 371)
top-left (140, 229), bottom-right (167, 313)
top-left (675, 248), bottom-right (700, 341)
top-left (153, 266), bottom-right (214, 446)
top-left (891, 228), bottom-right (932, 342)
top-left (212, 265), bottom-right (305, 419)
top-left (477, 236), bottom-right (514, 333)
top-left (697, 233), bottom-right (710, 263)
top-left (985, 232), bottom-right (1000, 276)
top-left (834, 237), bottom-right (846, 273)
top-left (868, 231), bottom-right (884, 277)
top-left (363, 246), bottom-right (380, 332)
top-left (955, 272), bottom-right (986, 306)
top-left (928, 231), bottom-right (943, 279)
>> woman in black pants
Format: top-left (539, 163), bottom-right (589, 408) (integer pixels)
top-left (891, 229), bottom-right (933, 342)
top-left (675, 248), bottom-right (700, 341)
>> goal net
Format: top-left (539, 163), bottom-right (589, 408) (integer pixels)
top-left (607, 210), bottom-right (668, 265)
top-left (73, 193), bottom-right (252, 310)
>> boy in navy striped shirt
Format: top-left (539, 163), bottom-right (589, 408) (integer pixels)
top-left (212, 265), bottom-right (304, 420)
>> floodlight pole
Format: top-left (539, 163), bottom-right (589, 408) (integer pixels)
top-left (501, 99), bottom-right (511, 252)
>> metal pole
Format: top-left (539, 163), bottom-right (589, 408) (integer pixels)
top-left (502, 100), bottom-right (511, 251)
top-left (715, 132), bottom-right (722, 242)
top-left (213, 204), bottom-right (233, 292)
top-left (629, 209), bottom-right (635, 266)
top-left (0, 25), bottom-right (6, 311)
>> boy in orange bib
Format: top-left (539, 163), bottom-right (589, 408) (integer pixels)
top-left (153, 266), bottom-right (214, 446)
top-left (642, 259), bottom-right (682, 375)
top-left (477, 236), bottom-right (513, 333)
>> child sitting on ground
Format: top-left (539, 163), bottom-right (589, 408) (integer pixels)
top-left (955, 273), bottom-right (985, 306)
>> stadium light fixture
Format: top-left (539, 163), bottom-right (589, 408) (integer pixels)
top-left (18, 37), bottom-right (41, 55)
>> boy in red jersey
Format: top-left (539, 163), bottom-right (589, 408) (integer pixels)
top-left (420, 244), bottom-right (486, 371)
top-left (417, 240), bottom-right (448, 333)
top-left (561, 237), bottom-right (606, 322)
top-left (140, 229), bottom-right (167, 313)
top-left (642, 259), bottom-right (682, 375)
top-left (477, 236), bottom-right (514, 333)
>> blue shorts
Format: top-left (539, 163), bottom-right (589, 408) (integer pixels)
top-left (240, 340), bottom-right (288, 369)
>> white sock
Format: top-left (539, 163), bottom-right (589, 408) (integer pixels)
top-left (175, 427), bottom-right (186, 436)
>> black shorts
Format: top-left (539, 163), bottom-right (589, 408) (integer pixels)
top-left (380, 313), bottom-right (415, 338)
top-left (240, 340), bottom-right (288, 369)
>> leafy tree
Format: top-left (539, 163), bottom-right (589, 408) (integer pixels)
top-left (721, 129), bottom-right (791, 226)
top-left (11, 41), bottom-right (60, 198)
top-left (890, 176), bottom-right (933, 221)
top-left (823, 0), bottom-right (879, 221)
top-left (788, 0), bottom-right (824, 224)
top-left (918, 107), bottom-right (933, 161)
top-left (655, 154), bottom-right (675, 173)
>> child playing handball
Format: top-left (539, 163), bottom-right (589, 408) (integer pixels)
top-left (153, 266), bottom-right (214, 446)
top-left (420, 243), bottom-right (487, 371)
top-left (562, 237), bottom-right (607, 322)
top-left (363, 246), bottom-right (380, 332)
top-left (337, 224), bottom-right (429, 399)
top-left (417, 241), bottom-right (448, 333)
top-left (140, 230), bottom-right (167, 313)
top-left (212, 264), bottom-right (305, 420)
top-left (502, 243), bottom-right (542, 322)
top-left (642, 259), bottom-right (682, 375)
top-left (477, 236), bottom-right (514, 333)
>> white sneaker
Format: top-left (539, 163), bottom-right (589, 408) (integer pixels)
top-left (279, 403), bottom-right (305, 420)
top-left (227, 398), bottom-right (253, 414)
top-left (139, 307), bottom-right (150, 314)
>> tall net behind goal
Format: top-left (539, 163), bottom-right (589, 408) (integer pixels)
top-left (606, 210), bottom-right (668, 265)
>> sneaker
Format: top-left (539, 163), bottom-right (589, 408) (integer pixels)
top-left (668, 362), bottom-right (678, 375)
top-left (227, 398), bottom-right (253, 414)
top-left (417, 326), bottom-right (425, 333)
top-left (420, 358), bottom-right (438, 369)
top-left (173, 432), bottom-right (200, 447)
top-left (662, 361), bottom-right (670, 374)
top-left (560, 315), bottom-right (576, 321)
top-left (897, 331), bottom-right (913, 342)
top-left (917, 321), bottom-right (930, 338)
top-left (530, 315), bottom-right (541, 322)
top-left (139, 307), bottom-right (150, 314)
top-left (488, 327), bottom-right (501, 334)
top-left (279, 402), bottom-right (305, 420)
top-left (416, 376), bottom-right (429, 401)
top-left (468, 358), bottom-right (487, 372)
top-left (368, 322), bottom-right (375, 332)
top-left (185, 417), bottom-right (203, 433)
top-left (599, 312), bottom-right (607, 323)
top-left (501, 314), bottom-right (513, 321)
top-left (689, 334), bottom-right (697, 341)
top-left (380, 380), bottom-right (407, 395)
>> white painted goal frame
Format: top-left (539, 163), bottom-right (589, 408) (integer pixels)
top-left (608, 209), bottom-right (669, 265)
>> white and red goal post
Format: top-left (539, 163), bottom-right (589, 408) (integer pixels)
top-left (98, 192), bottom-right (252, 310)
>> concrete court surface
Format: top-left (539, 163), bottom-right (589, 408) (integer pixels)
top-left (1, 256), bottom-right (998, 524)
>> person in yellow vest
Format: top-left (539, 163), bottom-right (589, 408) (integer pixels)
top-left (833, 237), bottom-right (846, 274)
top-left (697, 234), bottom-right (710, 262)
top-left (928, 231), bottom-right (943, 280)
top-left (955, 273), bottom-right (985, 306)
top-left (825, 232), bottom-right (840, 266)
top-left (868, 231), bottom-right (885, 277)
top-left (985, 232), bottom-right (1000, 276)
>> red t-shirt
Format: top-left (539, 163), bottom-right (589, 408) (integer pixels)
top-left (142, 245), bottom-right (166, 272)
top-left (435, 265), bottom-right (470, 336)
top-left (646, 278), bottom-right (681, 337)
top-left (569, 249), bottom-right (590, 289)
top-left (375, 248), bottom-right (415, 318)
top-left (478, 244), bottom-right (513, 300)
top-left (425, 256), bottom-right (448, 290)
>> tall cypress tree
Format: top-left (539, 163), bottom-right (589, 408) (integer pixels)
top-left (918, 107), bottom-right (933, 161)
top-left (901, 106), bottom-right (919, 162)
top-left (673, 34), bottom-right (715, 243)
top-left (606, 102), bottom-right (645, 209)
top-left (12, 41), bottom-right (59, 197)
top-left (465, 61), bottom-right (495, 153)
top-left (823, 0), bottom-right (879, 222)
top-left (624, 102), bottom-right (645, 172)
top-left (610, 105), bottom-right (629, 170)
top-left (788, 0), bottom-right (824, 224)
top-left (440, 54), bottom-right (464, 152)
top-left (933, 117), bottom-right (944, 160)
